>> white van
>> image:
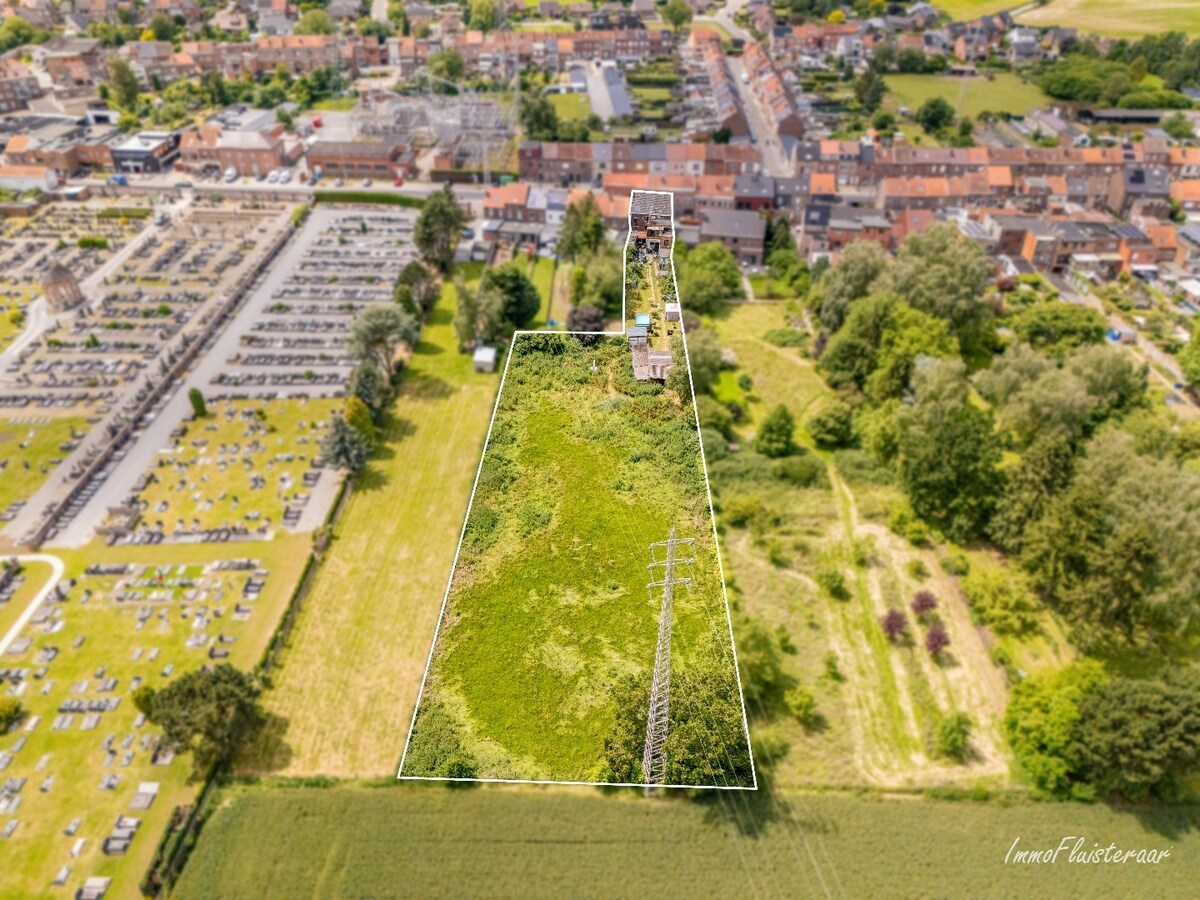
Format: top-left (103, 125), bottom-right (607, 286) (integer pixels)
top-left (223, 167), bottom-right (237, 183)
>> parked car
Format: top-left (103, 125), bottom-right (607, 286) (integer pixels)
top-left (362, 178), bottom-right (372, 187)
top-left (279, 171), bottom-right (292, 184)
top-left (267, 170), bottom-right (280, 184)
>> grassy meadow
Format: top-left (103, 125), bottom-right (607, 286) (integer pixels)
top-left (401, 335), bottom-right (747, 785)
top-left (933, 0), bottom-right (1019, 18)
top-left (886, 73), bottom-right (1050, 120)
top-left (549, 92), bottom-right (592, 122)
top-left (175, 782), bottom-right (1200, 900)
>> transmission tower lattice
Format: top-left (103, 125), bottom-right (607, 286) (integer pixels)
top-left (642, 528), bottom-right (695, 785)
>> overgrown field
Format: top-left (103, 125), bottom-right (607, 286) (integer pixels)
top-left (933, 0), bottom-right (1019, 19)
top-left (174, 782), bottom-right (1200, 899)
top-left (402, 335), bottom-right (749, 785)
top-left (240, 273), bottom-right (498, 778)
top-left (1018, 0), bottom-right (1200, 36)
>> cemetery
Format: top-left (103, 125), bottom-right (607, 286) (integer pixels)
top-left (0, 537), bottom-right (307, 897)
top-left (115, 397), bottom-right (338, 542)
top-left (0, 415), bottom-right (87, 518)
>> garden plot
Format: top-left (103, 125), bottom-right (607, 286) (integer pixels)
top-left (400, 334), bottom-right (752, 787)
top-left (116, 397), bottom-right (339, 542)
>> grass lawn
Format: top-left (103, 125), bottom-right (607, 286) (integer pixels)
top-left (310, 97), bottom-right (358, 112)
top-left (175, 782), bottom-right (1200, 899)
top-left (401, 335), bottom-right (748, 785)
top-left (239, 271), bottom-right (498, 778)
top-left (933, 0), bottom-right (1019, 18)
top-left (516, 21), bottom-right (576, 32)
top-left (631, 86), bottom-right (672, 104)
top-left (0, 533), bottom-right (309, 899)
top-left (548, 91), bottom-right (591, 122)
top-left (0, 558), bottom-right (54, 647)
top-left (748, 275), bottom-right (796, 301)
top-left (132, 398), bottom-right (339, 536)
top-left (0, 416), bottom-right (88, 512)
top-left (886, 72), bottom-right (1050, 120)
top-left (524, 255), bottom-right (556, 328)
top-left (1018, 0), bottom-right (1200, 36)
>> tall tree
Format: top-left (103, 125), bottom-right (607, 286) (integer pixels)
top-left (482, 263), bottom-right (541, 331)
top-left (148, 664), bottom-right (263, 771)
top-left (662, 0), bottom-right (693, 34)
top-left (812, 239), bottom-right (888, 332)
top-left (414, 185), bottom-right (467, 272)
top-left (895, 359), bottom-right (1001, 540)
top-left (294, 9), bottom-right (335, 35)
top-left (109, 57), bottom-right (141, 110)
top-left (347, 306), bottom-right (420, 376)
top-left (320, 414), bottom-right (372, 471)
top-left (558, 195), bottom-right (606, 262)
top-left (756, 404), bottom-right (797, 458)
top-left (677, 242), bottom-right (743, 314)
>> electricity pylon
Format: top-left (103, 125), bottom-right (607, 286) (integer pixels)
top-left (642, 528), bottom-right (695, 785)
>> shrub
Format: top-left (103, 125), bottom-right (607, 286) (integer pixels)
top-left (785, 686), bottom-right (821, 728)
top-left (700, 427), bottom-right (728, 463)
top-left (881, 608), bottom-right (907, 642)
top-left (960, 567), bottom-right (1040, 636)
top-left (755, 404), bottom-right (796, 458)
top-left (806, 400), bottom-right (854, 447)
top-left (763, 328), bottom-right (807, 348)
top-left (911, 590), bottom-right (937, 618)
top-left (940, 550), bottom-right (970, 577)
top-left (774, 452), bottom-right (823, 488)
top-left (823, 652), bottom-right (843, 682)
top-left (695, 394), bottom-right (733, 438)
top-left (936, 713), bottom-right (972, 762)
top-left (925, 623), bottom-right (950, 657)
top-left (817, 567), bottom-right (849, 600)
top-left (888, 502), bottom-right (929, 546)
top-left (906, 559), bottom-right (929, 581)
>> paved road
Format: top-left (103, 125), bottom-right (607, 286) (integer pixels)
top-left (0, 553), bottom-right (63, 655)
top-left (48, 207), bottom-right (306, 548)
top-left (698, 0), bottom-right (752, 43)
top-left (727, 57), bottom-right (792, 177)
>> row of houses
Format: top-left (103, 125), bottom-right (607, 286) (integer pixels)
top-left (516, 140), bottom-right (763, 185)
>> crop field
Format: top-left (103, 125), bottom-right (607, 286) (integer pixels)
top-left (240, 273), bottom-right (499, 778)
top-left (0, 534), bottom-right (307, 899)
top-left (1018, 0), bottom-right (1200, 36)
top-left (0, 415), bottom-right (87, 513)
top-left (705, 303), bottom-right (1015, 789)
top-left (131, 397), bottom-right (339, 536)
top-left (886, 73), bottom-right (1050, 120)
top-left (933, 0), bottom-right (1021, 19)
top-left (175, 782), bottom-right (1200, 899)
top-left (401, 334), bottom-right (750, 785)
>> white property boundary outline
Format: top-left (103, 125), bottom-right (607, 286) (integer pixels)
top-left (396, 190), bottom-right (758, 791)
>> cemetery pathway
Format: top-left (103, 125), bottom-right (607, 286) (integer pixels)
top-left (0, 553), bottom-right (63, 656)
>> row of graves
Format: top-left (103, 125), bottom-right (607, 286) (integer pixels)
top-left (99, 397), bottom-right (339, 545)
top-left (0, 205), bottom-right (147, 355)
top-left (217, 208), bottom-right (422, 394)
top-left (0, 416), bottom-right (88, 520)
top-left (0, 556), bottom-right (275, 897)
top-left (2, 206), bottom-right (288, 413)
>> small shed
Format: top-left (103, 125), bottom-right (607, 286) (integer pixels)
top-left (664, 302), bottom-right (681, 322)
top-left (473, 346), bottom-right (498, 373)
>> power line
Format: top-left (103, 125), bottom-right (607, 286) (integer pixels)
top-left (642, 527), bottom-right (694, 785)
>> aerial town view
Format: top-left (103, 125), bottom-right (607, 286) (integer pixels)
top-left (2, 0), bottom-right (1200, 897)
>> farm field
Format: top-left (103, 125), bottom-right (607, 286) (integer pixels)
top-left (0, 533), bottom-right (308, 899)
top-left (549, 91), bottom-right (591, 122)
top-left (1017, 0), bottom-right (1200, 36)
top-left (401, 334), bottom-right (750, 786)
top-left (174, 782), bottom-right (1200, 899)
top-left (886, 73), bottom-right (1050, 120)
top-left (240, 273), bottom-right (498, 778)
top-left (0, 416), bottom-right (87, 513)
top-left (933, 0), bottom-right (1021, 19)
